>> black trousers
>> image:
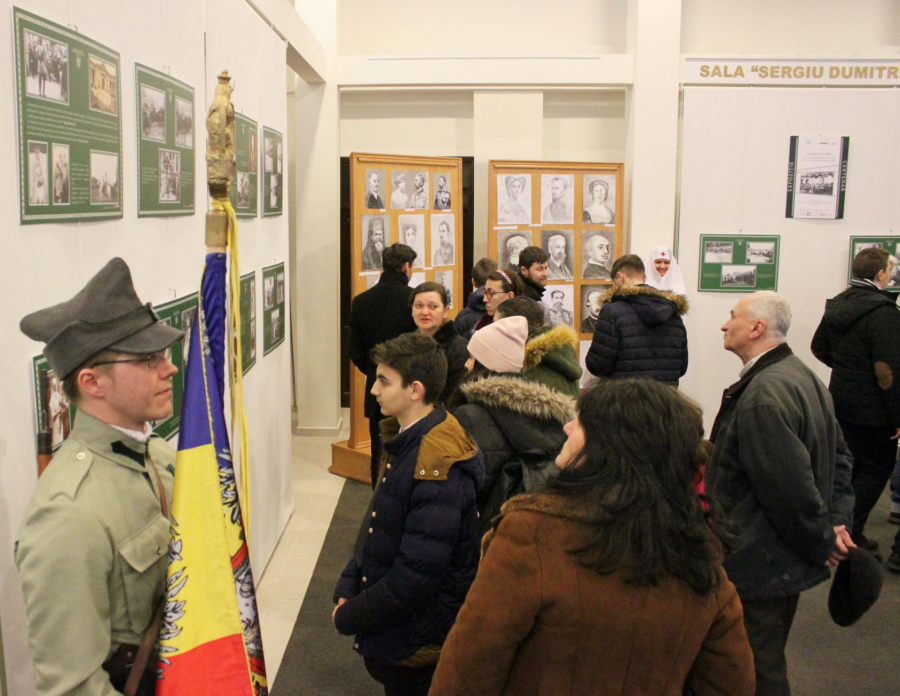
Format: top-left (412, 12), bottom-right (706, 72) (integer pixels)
top-left (368, 411), bottom-right (385, 490)
top-left (741, 594), bottom-right (800, 696)
top-left (364, 658), bottom-right (436, 696)
top-left (841, 421), bottom-right (898, 536)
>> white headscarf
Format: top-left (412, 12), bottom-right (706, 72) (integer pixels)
top-left (646, 246), bottom-right (686, 296)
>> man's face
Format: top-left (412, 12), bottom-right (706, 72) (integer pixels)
top-left (415, 173), bottom-right (425, 191)
top-left (438, 176), bottom-right (446, 190)
top-left (95, 352), bottom-right (179, 430)
top-left (368, 174), bottom-right (379, 194)
top-left (589, 236), bottom-right (611, 264)
top-left (588, 291), bottom-right (602, 316)
top-left (551, 179), bottom-right (565, 201)
top-left (548, 236), bottom-right (566, 264)
top-left (721, 297), bottom-right (757, 357)
top-left (371, 363), bottom-right (414, 419)
top-left (876, 262), bottom-right (895, 289)
top-left (523, 262), bottom-right (548, 287)
top-left (507, 237), bottom-right (527, 266)
top-left (371, 227), bottom-right (384, 248)
top-left (439, 223), bottom-right (450, 244)
top-left (551, 291), bottom-right (564, 309)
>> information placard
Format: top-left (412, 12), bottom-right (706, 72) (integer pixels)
top-left (14, 7), bottom-right (123, 224)
top-left (786, 135), bottom-right (849, 220)
top-left (698, 235), bottom-right (780, 292)
top-left (230, 113), bottom-right (258, 218)
top-left (848, 236), bottom-right (900, 292)
top-left (262, 126), bottom-right (283, 216)
top-left (262, 263), bottom-right (285, 355)
top-left (240, 271), bottom-right (257, 374)
top-left (152, 293), bottom-right (198, 440)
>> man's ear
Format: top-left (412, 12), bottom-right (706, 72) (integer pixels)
top-left (77, 367), bottom-right (107, 400)
top-left (750, 319), bottom-right (768, 340)
top-left (409, 379), bottom-right (426, 403)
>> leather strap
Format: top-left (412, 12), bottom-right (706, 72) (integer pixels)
top-left (145, 449), bottom-right (169, 519)
top-left (124, 601), bottom-right (164, 696)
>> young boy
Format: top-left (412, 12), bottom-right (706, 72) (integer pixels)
top-left (333, 332), bottom-right (484, 696)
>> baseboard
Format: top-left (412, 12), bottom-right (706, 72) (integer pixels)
top-left (292, 416), bottom-right (344, 437)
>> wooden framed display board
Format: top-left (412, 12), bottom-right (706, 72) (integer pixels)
top-left (488, 159), bottom-right (625, 356)
top-left (331, 153), bottom-right (464, 483)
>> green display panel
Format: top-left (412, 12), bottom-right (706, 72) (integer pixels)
top-left (14, 7), bottom-right (123, 224)
top-left (262, 262), bottom-right (286, 355)
top-left (698, 235), bottom-right (780, 292)
top-left (135, 64), bottom-right (195, 217)
top-left (230, 113), bottom-right (258, 218)
top-left (848, 237), bottom-right (900, 292)
top-left (262, 126), bottom-right (283, 216)
top-left (152, 293), bottom-right (198, 440)
top-left (240, 271), bottom-right (257, 375)
top-left (31, 355), bottom-right (77, 454)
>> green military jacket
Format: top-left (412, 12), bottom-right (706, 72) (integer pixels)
top-left (15, 411), bottom-right (175, 696)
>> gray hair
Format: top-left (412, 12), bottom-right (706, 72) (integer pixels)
top-left (744, 291), bottom-right (791, 341)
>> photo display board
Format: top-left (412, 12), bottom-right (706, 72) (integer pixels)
top-left (261, 126), bottom-right (283, 216)
top-left (786, 135), bottom-right (849, 220)
top-left (262, 262), bottom-right (285, 355)
top-left (14, 7), bottom-right (123, 224)
top-left (135, 64), bottom-right (195, 217)
top-left (152, 292), bottom-right (198, 440)
top-left (488, 160), bottom-right (625, 344)
top-left (849, 236), bottom-right (900, 292)
top-left (31, 355), bottom-right (76, 456)
top-left (698, 235), bottom-right (780, 292)
top-left (231, 112), bottom-right (258, 218)
top-left (240, 271), bottom-right (258, 374)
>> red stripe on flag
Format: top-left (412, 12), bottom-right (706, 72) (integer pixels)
top-left (157, 634), bottom-right (253, 696)
top-left (231, 540), bottom-right (248, 572)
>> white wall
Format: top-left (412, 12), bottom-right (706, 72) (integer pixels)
top-left (0, 1), bottom-right (292, 692)
top-left (543, 91), bottom-right (627, 162)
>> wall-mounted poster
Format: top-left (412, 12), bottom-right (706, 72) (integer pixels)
top-left (262, 262), bottom-right (286, 355)
top-left (398, 214), bottom-right (426, 268)
top-left (698, 235), bottom-right (780, 292)
top-left (498, 230), bottom-right (532, 271)
top-left (230, 113), bottom-right (258, 218)
top-left (848, 237), bottom-right (900, 291)
top-left (546, 285), bottom-right (575, 330)
top-left (240, 271), bottom-right (257, 375)
top-left (361, 214), bottom-right (390, 271)
top-left (786, 135), bottom-right (849, 219)
top-left (431, 214), bottom-right (455, 266)
top-left (152, 292), bottom-right (198, 440)
top-left (14, 7), bottom-right (123, 224)
top-left (582, 174), bottom-right (616, 225)
top-left (31, 355), bottom-right (76, 454)
top-left (496, 173), bottom-right (532, 225)
top-left (262, 126), bottom-right (283, 216)
top-left (135, 64), bottom-right (194, 217)
top-left (542, 230), bottom-right (575, 281)
top-left (433, 172), bottom-right (452, 210)
top-left (540, 174), bottom-right (575, 224)
top-left (363, 167), bottom-right (386, 209)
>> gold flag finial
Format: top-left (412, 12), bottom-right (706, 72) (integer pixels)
top-left (205, 71), bottom-right (235, 247)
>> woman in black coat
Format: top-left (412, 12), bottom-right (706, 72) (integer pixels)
top-left (411, 282), bottom-right (469, 406)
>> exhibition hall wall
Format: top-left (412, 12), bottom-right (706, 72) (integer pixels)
top-left (0, 0), bottom-right (292, 692)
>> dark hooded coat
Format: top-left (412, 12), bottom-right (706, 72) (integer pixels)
top-left (454, 287), bottom-right (486, 340)
top-left (521, 325), bottom-right (582, 399)
top-left (432, 320), bottom-right (469, 406)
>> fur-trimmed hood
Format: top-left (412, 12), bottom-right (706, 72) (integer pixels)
top-left (459, 375), bottom-right (576, 426)
top-left (600, 283), bottom-right (688, 327)
top-left (522, 325), bottom-right (579, 372)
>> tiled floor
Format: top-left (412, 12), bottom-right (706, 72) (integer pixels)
top-left (256, 415), bottom-right (350, 683)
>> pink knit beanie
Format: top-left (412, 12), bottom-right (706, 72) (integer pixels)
top-left (468, 316), bottom-right (528, 373)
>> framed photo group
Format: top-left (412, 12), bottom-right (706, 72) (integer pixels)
top-left (697, 235), bottom-right (780, 292)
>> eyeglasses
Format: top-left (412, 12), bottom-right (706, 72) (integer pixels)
top-left (91, 352), bottom-right (167, 370)
top-left (484, 289), bottom-right (512, 300)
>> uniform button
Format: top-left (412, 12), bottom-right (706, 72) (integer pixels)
top-left (420, 469), bottom-right (425, 475)
top-left (433, 470), bottom-right (439, 476)
top-left (362, 576), bottom-right (367, 583)
top-left (76, 452), bottom-right (86, 461)
top-left (386, 464), bottom-right (391, 469)
top-left (368, 527), bottom-right (373, 534)
top-left (353, 643), bottom-right (359, 649)
top-left (371, 511), bottom-right (376, 518)
top-left (382, 477), bottom-right (386, 482)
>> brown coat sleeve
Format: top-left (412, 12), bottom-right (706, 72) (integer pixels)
top-left (429, 511), bottom-right (543, 696)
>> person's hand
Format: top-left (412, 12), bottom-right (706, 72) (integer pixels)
top-left (332, 597), bottom-right (347, 627)
top-left (826, 525), bottom-right (856, 567)
top-left (891, 428), bottom-right (900, 441)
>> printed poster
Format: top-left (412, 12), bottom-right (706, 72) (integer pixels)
top-left (848, 237), bottom-right (900, 292)
top-left (786, 135), bottom-right (849, 219)
top-left (698, 235), bottom-right (780, 293)
top-left (262, 262), bottom-right (285, 355)
top-left (31, 355), bottom-right (77, 455)
top-left (135, 64), bottom-right (195, 216)
top-left (14, 7), bottom-right (123, 224)
top-left (262, 126), bottom-right (283, 216)
top-left (240, 271), bottom-right (257, 374)
top-left (152, 292), bottom-right (198, 440)
top-left (230, 112), bottom-right (258, 218)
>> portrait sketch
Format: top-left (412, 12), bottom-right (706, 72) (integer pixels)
top-left (90, 151), bottom-right (118, 204)
top-left (264, 276), bottom-right (275, 309)
top-left (158, 149), bottom-right (180, 203)
top-left (541, 174), bottom-right (575, 224)
top-left (721, 265), bottom-right (757, 288)
top-left (276, 272), bottom-right (285, 305)
top-left (175, 97), bottom-right (193, 148)
top-left (431, 214), bottom-right (455, 266)
top-left (410, 171), bottom-right (429, 209)
top-left (140, 85), bottom-right (166, 142)
top-left (704, 242), bottom-right (734, 264)
top-left (236, 171), bottom-right (250, 209)
top-left (498, 230), bottom-right (531, 272)
top-left (546, 285), bottom-right (575, 330)
top-left (541, 230), bottom-right (575, 281)
top-left (582, 230), bottom-right (614, 280)
top-left (264, 137), bottom-right (275, 172)
top-left (437, 270), bottom-right (454, 308)
top-left (746, 242), bottom-right (775, 264)
top-left (578, 341), bottom-right (600, 390)
top-left (580, 285), bottom-right (606, 334)
top-left (25, 30), bottom-right (69, 104)
top-left (364, 168), bottom-right (386, 209)
top-left (398, 214), bottom-right (426, 269)
top-left (409, 272), bottom-right (426, 288)
top-left (28, 141), bottom-right (49, 206)
top-left (88, 55), bottom-right (118, 115)
top-left (582, 174), bottom-right (616, 225)
top-left (52, 143), bottom-right (70, 205)
top-left (390, 170), bottom-right (412, 209)
top-left (496, 174), bottom-right (531, 224)
top-left (361, 214), bottom-right (390, 271)
top-left (433, 172), bottom-right (452, 210)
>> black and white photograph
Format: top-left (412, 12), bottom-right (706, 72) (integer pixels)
top-left (236, 171), bottom-right (250, 209)
top-left (28, 141), bottom-right (48, 206)
top-left (721, 265), bottom-right (757, 288)
top-left (181, 307), bottom-right (196, 366)
top-left (88, 54), bottom-right (118, 115)
top-left (889, 264), bottom-right (900, 289)
top-left (249, 129), bottom-right (258, 174)
top-left (271, 308), bottom-right (281, 342)
top-left (264, 276), bottom-right (275, 310)
top-left (45, 369), bottom-right (71, 449)
top-left (704, 241), bottom-right (734, 264)
top-left (498, 230), bottom-right (531, 271)
top-left (277, 142), bottom-right (282, 174)
top-left (580, 285), bottom-right (606, 334)
top-left (265, 137), bottom-right (275, 172)
top-left (433, 172), bottom-right (452, 210)
top-left (582, 174), bottom-right (616, 225)
top-left (579, 341), bottom-right (600, 390)
top-left (270, 174), bottom-right (278, 208)
top-left (409, 272), bottom-right (425, 288)
top-left (542, 230), bottom-right (575, 281)
top-left (546, 285), bottom-right (575, 330)
top-left (158, 149), bottom-right (180, 203)
top-left (496, 174), bottom-right (531, 224)
top-left (853, 242), bottom-right (883, 257)
top-left (52, 143), bottom-right (69, 205)
top-left (365, 168), bottom-right (386, 209)
top-left (398, 214), bottom-right (426, 269)
top-left (410, 171), bottom-right (429, 209)
top-left (276, 272), bottom-right (285, 305)
top-left (175, 97), bottom-right (193, 148)
top-left (90, 150), bottom-right (118, 204)
top-left (250, 278), bottom-right (256, 317)
top-left (746, 242), bottom-right (775, 264)
top-left (797, 170), bottom-right (836, 196)
top-left (541, 174), bottom-right (575, 224)
top-left (361, 214), bottom-right (390, 271)
top-left (437, 270), bottom-right (454, 308)
top-left (431, 214), bottom-right (455, 266)
top-left (140, 85), bottom-right (166, 142)
top-left (390, 170), bottom-right (411, 209)
top-left (582, 230), bottom-right (613, 280)
top-left (25, 31), bottom-right (68, 104)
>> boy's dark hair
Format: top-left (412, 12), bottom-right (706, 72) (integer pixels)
top-left (410, 281), bottom-right (448, 308)
top-left (611, 254), bottom-right (645, 279)
top-left (382, 243), bottom-right (417, 273)
top-left (852, 247), bottom-right (892, 280)
top-left (495, 297), bottom-right (545, 332)
top-left (518, 246), bottom-right (548, 273)
top-left (472, 257), bottom-right (499, 287)
top-left (371, 333), bottom-right (447, 405)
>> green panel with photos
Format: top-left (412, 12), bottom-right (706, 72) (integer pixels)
top-left (230, 113), bottom-right (258, 218)
top-left (14, 7), bottom-right (123, 224)
top-left (135, 64), bottom-right (195, 217)
top-left (31, 355), bottom-right (77, 454)
top-left (262, 263), bottom-right (286, 355)
top-left (240, 271), bottom-right (257, 375)
top-left (262, 126), bottom-right (283, 216)
top-left (848, 237), bottom-right (900, 292)
top-left (152, 293), bottom-right (198, 440)
top-left (698, 235), bottom-right (780, 293)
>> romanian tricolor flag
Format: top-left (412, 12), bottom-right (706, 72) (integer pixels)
top-left (157, 252), bottom-right (267, 695)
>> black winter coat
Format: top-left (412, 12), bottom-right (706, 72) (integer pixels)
top-left (432, 320), bottom-right (469, 406)
top-left (585, 284), bottom-right (688, 384)
top-left (454, 287), bottom-right (486, 340)
top-left (334, 408), bottom-right (484, 664)
top-left (517, 272), bottom-right (546, 303)
top-left (811, 282), bottom-right (900, 428)
top-left (453, 375), bottom-right (576, 536)
top-left (348, 269), bottom-right (416, 417)
top-left (707, 344), bottom-right (855, 601)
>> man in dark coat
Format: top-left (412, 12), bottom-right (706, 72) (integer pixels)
top-left (811, 246), bottom-right (900, 569)
top-left (708, 291), bottom-right (855, 696)
top-left (515, 246), bottom-right (549, 305)
top-left (455, 257), bottom-right (497, 340)
top-left (349, 243), bottom-right (417, 487)
top-left (585, 254), bottom-right (688, 385)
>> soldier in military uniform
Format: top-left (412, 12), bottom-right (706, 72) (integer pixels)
top-left (16, 258), bottom-right (184, 696)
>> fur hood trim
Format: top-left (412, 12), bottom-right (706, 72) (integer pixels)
top-left (459, 375), bottom-right (576, 425)
top-left (600, 283), bottom-right (689, 315)
top-left (522, 325), bottom-right (579, 371)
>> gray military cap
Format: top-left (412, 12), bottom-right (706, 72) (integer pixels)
top-left (20, 258), bottom-right (184, 379)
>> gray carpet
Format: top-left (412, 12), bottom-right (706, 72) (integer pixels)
top-left (273, 481), bottom-right (900, 695)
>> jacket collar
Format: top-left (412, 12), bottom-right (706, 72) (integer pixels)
top-left (378, 269), bottom-right (412, 287)
top-left (518, 272), bottom-right (545, 299)
top-left (382, 408), bottom-right (447, 459)
top-left (459, 374), bottom-right (576, 425)
top-left (71, 411), bottom-right (153, 472)
top-left (600, 283), bottom-right (689, 315)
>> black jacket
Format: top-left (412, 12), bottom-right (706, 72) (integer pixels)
top-left (585, 284), bottom-right (688, 384)
top-left (349, 270), bottom-right (416, 417)
top-left (811, 282), bottom-right (900, 428)
top-left (454, 287), bottom-right (486, 340)
top-left (432, 321), bottom-right (469, 406)
top-left (707, 344), bottom-right (855, 601)
top-left (517, 273), bottom-right (546, 303)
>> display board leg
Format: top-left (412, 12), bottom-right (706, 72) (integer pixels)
top-left (329, 440), bottom-right (372, 485)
